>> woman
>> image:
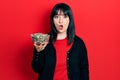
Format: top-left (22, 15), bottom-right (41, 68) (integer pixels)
top-left (32, 3), bottom-right (89, 80)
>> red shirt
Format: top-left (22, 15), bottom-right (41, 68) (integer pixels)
top-left (53, 37), bottom-right (72, 80)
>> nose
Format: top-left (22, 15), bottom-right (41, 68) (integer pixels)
top-left (59, 16), bottom-right (63, 24)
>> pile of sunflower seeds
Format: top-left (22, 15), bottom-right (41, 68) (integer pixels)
top-left (31, 33), bottom-right (50, 43)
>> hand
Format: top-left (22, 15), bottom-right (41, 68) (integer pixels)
top-left (34, 42), bottom-right (48, 52)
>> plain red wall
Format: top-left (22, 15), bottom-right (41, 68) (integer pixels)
top-left (0, 0), bottom-right (120, 80)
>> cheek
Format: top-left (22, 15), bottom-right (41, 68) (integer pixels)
top-left (65, 19), bottom-right (70, 26)
top-left (53, 19), bottom-right (59, 23)
top-left (53, 20), bottom-right (57, 26)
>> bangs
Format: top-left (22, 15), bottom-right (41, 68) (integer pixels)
top-left (54, 9), bottom-right (69, 16)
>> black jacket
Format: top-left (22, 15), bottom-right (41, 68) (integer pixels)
top-left (32, 36), bottom-right (89, 80)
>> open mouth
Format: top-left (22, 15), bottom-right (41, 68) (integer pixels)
top-left (59, 25), bottom-right (63, 30)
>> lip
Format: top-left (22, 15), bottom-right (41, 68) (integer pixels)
top-left (59, 25), bottom-right (63, 27)
top-left (58, 25), bottom-right (63, 30)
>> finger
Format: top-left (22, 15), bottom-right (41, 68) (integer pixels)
top-left (34, 42), bottom-right (38, 46)
top-left (44, 42), bottom-right (48, 46)
top-left (35, 42), bottom-right (41, 46)
top-left (34, 42), bottom-right (41, 47)
top-left (41, 43), bottom-right (45, 46)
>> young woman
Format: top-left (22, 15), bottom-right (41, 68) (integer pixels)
top-left (32, 3), bottom-right (89, 80)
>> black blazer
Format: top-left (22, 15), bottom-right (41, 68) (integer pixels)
top-left (32, 36), bottom-right (89, 80)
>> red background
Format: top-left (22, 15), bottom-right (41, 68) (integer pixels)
top-left (0, 0), bottom-right (120, 80)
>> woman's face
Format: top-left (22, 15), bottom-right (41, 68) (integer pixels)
top-left (53, 10), bottom-right (70, 33)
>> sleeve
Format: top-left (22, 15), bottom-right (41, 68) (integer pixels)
top-left (80, 40), bottom-right (89, 80)
top-left (31, 47), bottom-right (45, 73)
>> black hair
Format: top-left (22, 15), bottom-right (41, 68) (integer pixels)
top-left (49, 3), bottom-right (75, 45)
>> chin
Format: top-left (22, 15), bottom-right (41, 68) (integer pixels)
top-left (58, 30), bottom-right (66, 33)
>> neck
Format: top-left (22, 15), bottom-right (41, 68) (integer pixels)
top-left (57, 32), bottom-right (67, 40)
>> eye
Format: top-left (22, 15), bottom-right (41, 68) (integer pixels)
top-left (54, 15), bottom-right (58, 18)
top-left (64, 15), bottom-right (68, 18)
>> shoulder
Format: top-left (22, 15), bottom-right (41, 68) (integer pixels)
top-left (74, 35), bottom-right (84, 43)
top-left (74, 35), bottom-right (86, 47)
